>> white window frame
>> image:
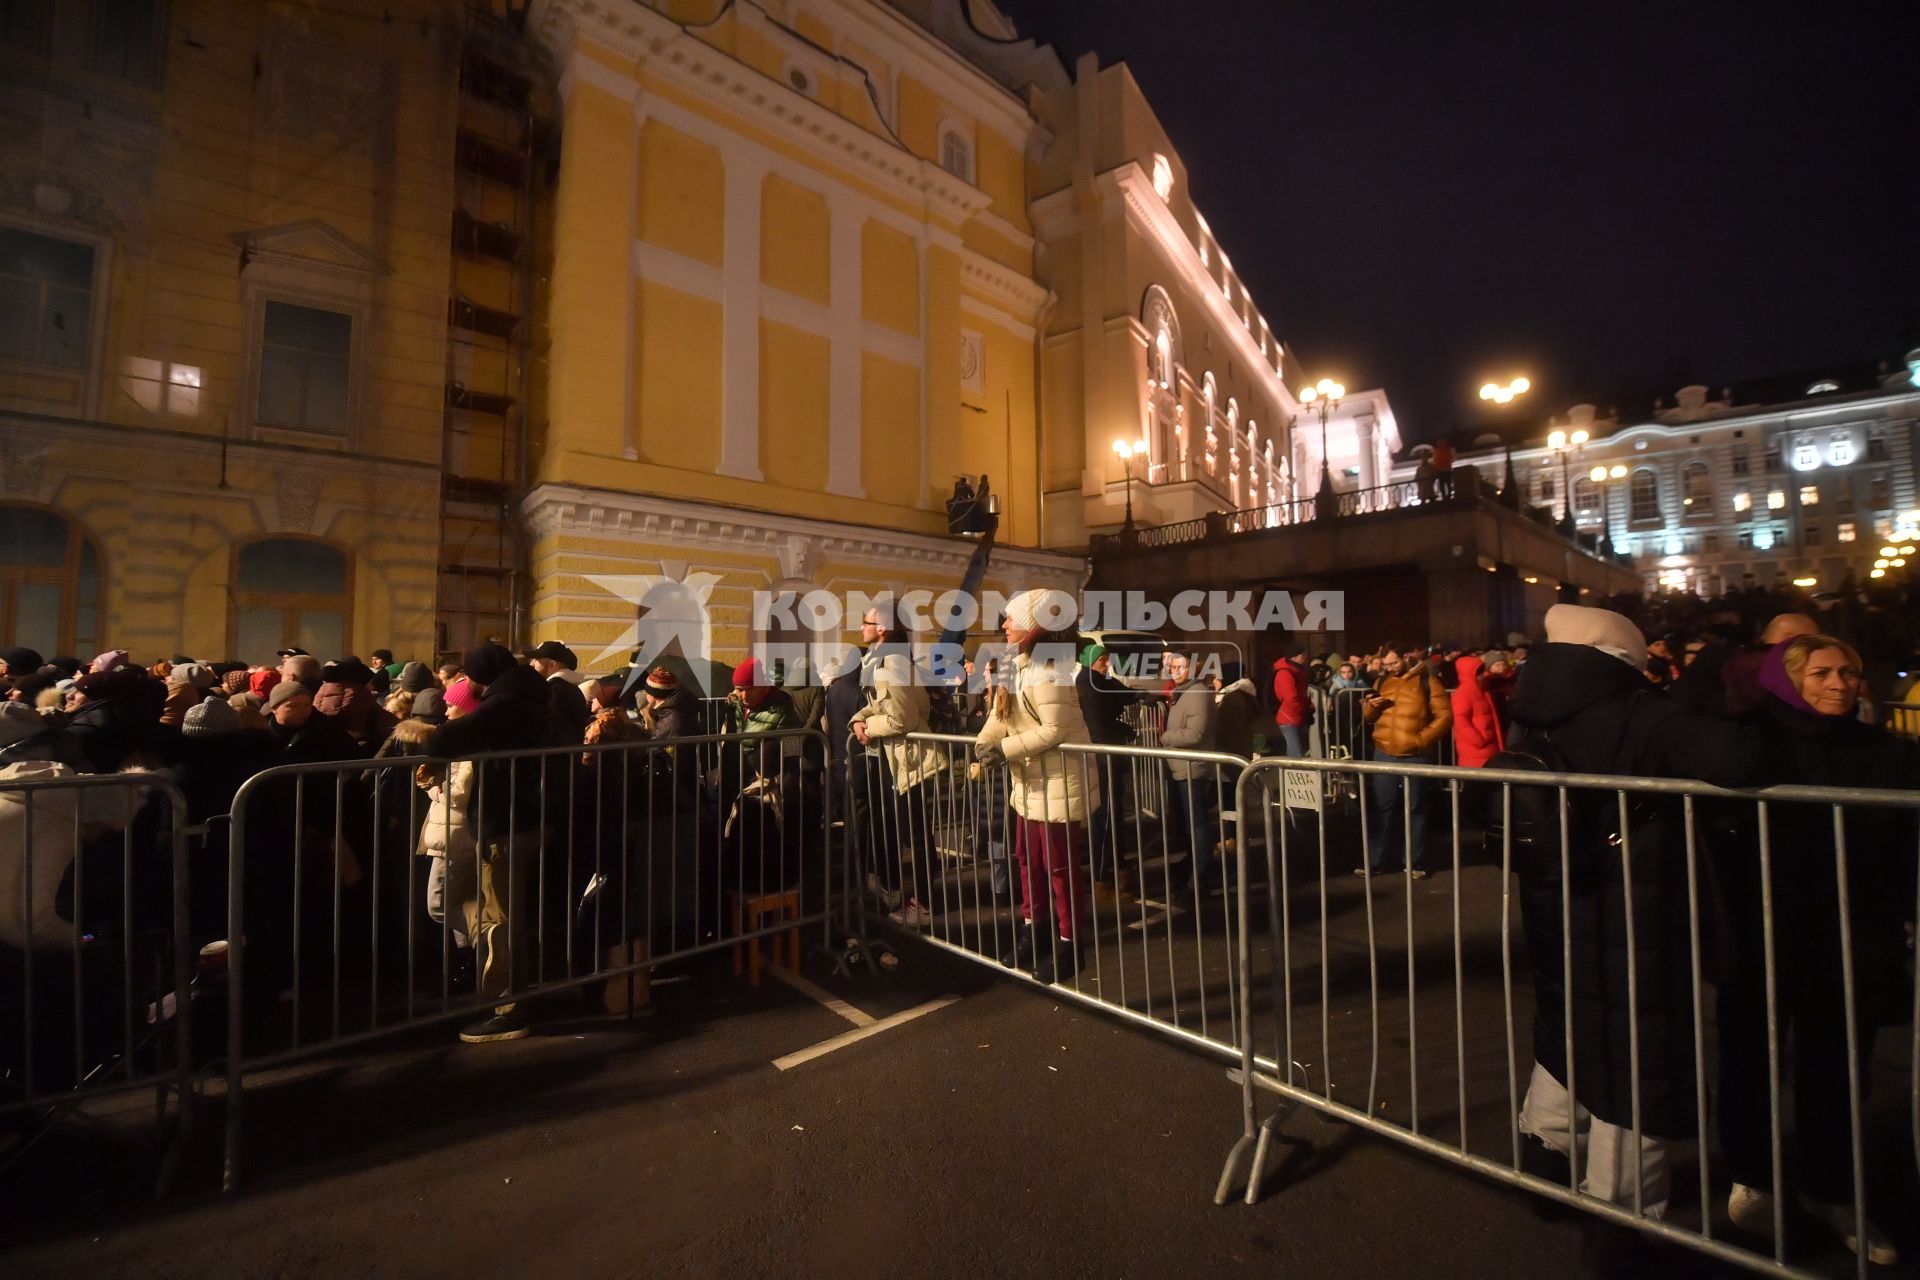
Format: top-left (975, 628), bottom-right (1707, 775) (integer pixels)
top-left (0, 215), bottom-right (113, 419)
top-left (936, 118), bottom-right (975, 185)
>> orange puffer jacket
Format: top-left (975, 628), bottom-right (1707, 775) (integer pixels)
top-left (1363, 662), bottom-right (1453, 758)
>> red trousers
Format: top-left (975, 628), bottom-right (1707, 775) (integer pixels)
top-left (1012, 815), bottom-right (1087, 941)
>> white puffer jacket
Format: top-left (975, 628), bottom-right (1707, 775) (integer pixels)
top-left (415, 759), bottom-right (475, 861)
top-left (851, 652), bottom-right (951, 793)
top-left (975, 652), bottom-right (1099, 823)
top-left (0, 760), bottom-right (139, 951)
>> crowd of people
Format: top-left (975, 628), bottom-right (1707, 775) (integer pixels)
top-left (1, 588), bottom-right (1914, 1262)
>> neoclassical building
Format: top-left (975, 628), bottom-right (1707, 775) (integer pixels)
top-left (1406, 363), bottom-right (1920, 596)
top-left (1029, 53), bottom-right (1398, 543)
top-left (0, 0), bottom-right (1375, 666)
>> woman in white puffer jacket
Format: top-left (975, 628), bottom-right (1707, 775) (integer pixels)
top-left (852, 639), bottom-right (950, 927)
top-left (973, 589), bottom-right (1098, 983)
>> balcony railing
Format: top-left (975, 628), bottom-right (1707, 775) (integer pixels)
top-left (1093, 473), bottom-right (1637, 570)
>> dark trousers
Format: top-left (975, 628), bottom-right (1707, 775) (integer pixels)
top-left (1366, 751), bottom-right (1431, 871)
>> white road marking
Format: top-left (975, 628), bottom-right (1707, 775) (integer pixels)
top-left (772, 996), bottom-right (961, 1072)
top-left (767, 966), bottom-right (874, 1028)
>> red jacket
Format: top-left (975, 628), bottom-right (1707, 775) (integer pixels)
top-left (1271, 658), bottom-right (1311, 727)
top-left (1450, 654), bottom-right (1504, 767)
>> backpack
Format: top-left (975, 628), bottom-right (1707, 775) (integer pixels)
top-left (1484, 694), bottom-right (1662, 884)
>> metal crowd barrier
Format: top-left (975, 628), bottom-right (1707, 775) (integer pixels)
top-left (1, 769), bottom-right (195, 1194)
top-left (1220, 753), bottom-right (1920, 1279)
top-left (220, 727), bottom-right (834, 1189)
top-left (849, 730), bottom-right (1254, 1061)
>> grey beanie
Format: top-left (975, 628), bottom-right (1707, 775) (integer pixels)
top-left (183, 695), bottom-right (241, 737)
top-left (397, 661), bottom-right (435, 693)
top-left (266, 680), bottom-right (309, 710)
top-left (168, 662), bottom-right (216, 691)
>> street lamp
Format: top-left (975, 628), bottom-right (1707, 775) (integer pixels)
top-left (1547, 426), bottom-right (1588, 536)
top-left (1298, 377), bottom-right (1345, 520)
top-left (1590, 462), bottom-right (1627, 556)
top-left (1112, 437), bottom-right (1147, 530)
top-left (1478, 375), bottom-right (1531, 508)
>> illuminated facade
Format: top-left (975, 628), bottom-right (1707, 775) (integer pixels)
top-left (1415, 372), bottom-right (1920, 595)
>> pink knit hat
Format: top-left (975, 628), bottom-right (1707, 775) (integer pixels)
top-left (443, 676), bottom-right (480, 713)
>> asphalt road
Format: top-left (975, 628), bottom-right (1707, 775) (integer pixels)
top-left (7, 934), bottom-right (1903, 1280)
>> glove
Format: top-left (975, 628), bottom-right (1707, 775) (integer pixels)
top-left (973, 740), bottom-right (1006, 768)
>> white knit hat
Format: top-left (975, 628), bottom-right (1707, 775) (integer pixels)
top-left (1544, 603), bottom-right (1648, 670)
top-left (1002, 588), bottom-right (1076, 635)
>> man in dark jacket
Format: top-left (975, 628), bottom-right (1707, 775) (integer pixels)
top-left (1506, 604), bottom-right (1759, 1218)
top-left (1076, 645), bottom-right (1135, 898)
top-left (529, 640), bottom-right (592, 743)
top-left (425, 643), bottom-right (562, 1044)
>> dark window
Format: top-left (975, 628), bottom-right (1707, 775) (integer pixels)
top-left (0, 226), bottom-right (96, 369)
top-left (258, 301), bottom-right (351, 431)
top-left (0, 503), bottom-right (101, 657)
top-left (233, 538), bottom-right (351, 660)
top-left (1870, 475), bottom-right (1892, 510)
top-left (1763, 438), bottom-right (1783, 473)
top-left (1868, 433), bottom-right (1889, 462)
top-left (1805, 523), bottom-right (1823, 547)
top-left (1681, 461), bottom-right (1712, 520)
top-left (1730, 446), bottom-right (1748, 476)
top-left (1, 0), bottom-right (164, 87)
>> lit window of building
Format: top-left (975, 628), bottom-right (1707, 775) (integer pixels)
top-left (1733, 491), bottom-right (1751, 513)
top-left (1799, 484), bottom-right (1819, 506)
top-left (1767, 490), bottom-right (1786, 510)
top-left (1838, 521), bottom-right (1857, 542)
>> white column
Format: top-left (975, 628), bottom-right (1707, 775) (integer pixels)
top-left (720, 156), bottom-right (766, 480)
top-left (1356, 416), bottom-right (1378, 488)
top-left (827, 202), bottom-right (864, 497)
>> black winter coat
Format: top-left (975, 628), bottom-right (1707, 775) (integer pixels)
top-left (1505, 643), bottom-right (1761, 1135)
top-left (1075, 666), bottom-right (1134, 746)
top-left (425, 665), bottom-right (563, 842)
top-left (1715, 700), bottom-right (1920, 1028)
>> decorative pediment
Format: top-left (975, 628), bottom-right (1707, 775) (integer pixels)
top-left (229, 219), bottom-right (391, 278)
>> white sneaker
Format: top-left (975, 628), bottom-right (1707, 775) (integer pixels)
top-left (1726, 1183), bottom-right (1775, 1238)
top-left (1800, 1196), bottom-right (1899, 1267)
top-left (865, 872), bottom-right (902, 911)
top-left (889, 901), bottom-right (934, 928)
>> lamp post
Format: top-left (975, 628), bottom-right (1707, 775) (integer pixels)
top-left (1479, 377), bottom-right (1531, 510)
top-left (1547, 426), bottom-right (1588, 537)
top-left (1298, 376), bottom-right (1345, 521)
top-left (1111, 437), bottom-right (1146, 530)
top-left (1589, 462), bottom-right (1627, 556)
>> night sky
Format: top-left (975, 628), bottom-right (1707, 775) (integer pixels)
top-left (996, 0), bottom-right (1920, 445)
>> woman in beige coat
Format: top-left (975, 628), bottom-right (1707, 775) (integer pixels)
top-left (851, 643), bottom-right (950, 927)
top-left (973, 589), bottom-right (1098, 983)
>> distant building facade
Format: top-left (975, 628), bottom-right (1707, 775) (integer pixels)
top-left (1404, 367), bottom-right (1920, 597)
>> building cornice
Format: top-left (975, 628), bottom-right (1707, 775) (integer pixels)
top-left (523, 483), bottom-right (1086, 580)
top-left (535, 0), bottom-right (993, 227)
top-left (956, 245), bottom-right (1050, 319)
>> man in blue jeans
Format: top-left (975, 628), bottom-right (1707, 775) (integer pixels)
top-left (1358, 647), bottom-right (1452, 878)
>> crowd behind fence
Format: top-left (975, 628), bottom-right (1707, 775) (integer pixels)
top-left (5, 685), bottom-right (1917, 1277)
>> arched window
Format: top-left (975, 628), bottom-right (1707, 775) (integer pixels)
top-left (1140, 286), bottom-right (1183, 482)
top-left (1629, 469), bottom-right (1661, 524)
top-left (1201, 372), bottom-right (1218, 474)
top-left (1681, 460), bottom-right (1712, 520)
top-left (232, 536), bottom-right (351, 661)
top-left (0, 504), bottom-right (102, 658)
top-left (937, 124), bottom-right (974, 183)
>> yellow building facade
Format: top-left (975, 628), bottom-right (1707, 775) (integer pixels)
top-left (0, 0), bottom-right (467, 664)
top-left (522, 0), bottom-right (1082, 674)
top-left (1, 0), bottom-right (1368, 668)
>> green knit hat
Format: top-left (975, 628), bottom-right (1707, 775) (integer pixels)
top-left (1079, 643), bottom-right (1107, 667)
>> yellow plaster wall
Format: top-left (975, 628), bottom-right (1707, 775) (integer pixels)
top-left (861, 222), bottom-right (919, 335)
top-left (760, 174), bottom-right (830, 304)
top-left (633, 281), bottom-right (723, 472)
top-left (758, 320), bottom-right (830, 490)
top-left (635, 118), bottom-right (725, 267)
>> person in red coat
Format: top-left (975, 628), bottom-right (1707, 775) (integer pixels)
top-left (1270, 649), bottom-right (1312, 756)
top-left (1450, 652), bottom-right (1504, 767)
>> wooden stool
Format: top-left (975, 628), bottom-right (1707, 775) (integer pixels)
top-left (729, 888), bottom-right (803, 987)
